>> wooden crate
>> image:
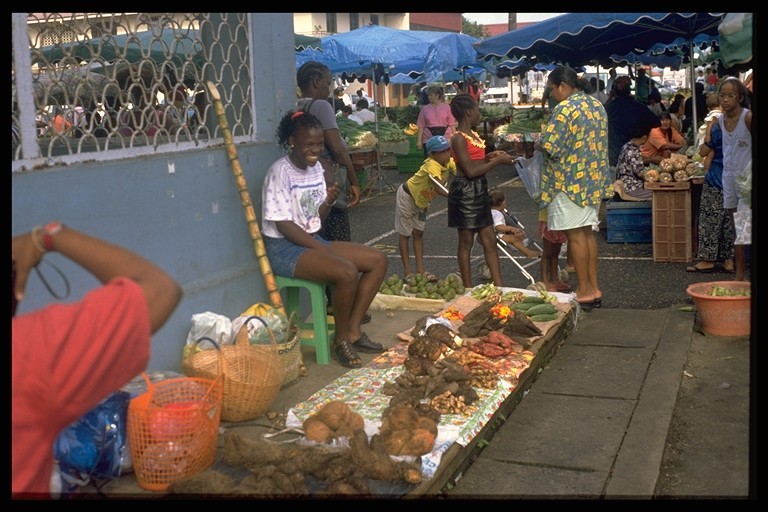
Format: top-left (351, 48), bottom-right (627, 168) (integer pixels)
top-left (651, 188), bottom-right (691, 262)
top-left (644, 180), bottom-right (690, 190)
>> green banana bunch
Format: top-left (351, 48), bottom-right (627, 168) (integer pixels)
top-left (470, 283), bottom-right (501, 301)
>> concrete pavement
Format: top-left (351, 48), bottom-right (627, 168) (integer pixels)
top-left (446, 306), bottom-right (699, 499)
top-left (89, 299), bottom-right (752, 499)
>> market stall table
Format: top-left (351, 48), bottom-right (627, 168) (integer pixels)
top-left (285, 290), bottom-right (576, 496)
top-left (85, 288), bottom-right (576, 498)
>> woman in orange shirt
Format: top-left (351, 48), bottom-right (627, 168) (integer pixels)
top-left (50, 112), bottom-right (72, 135)
top-left (640, 112), bottom-right (686, 165)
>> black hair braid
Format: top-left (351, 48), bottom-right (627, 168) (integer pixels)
top-left (450, 93), bottom-right (476, 121)
top-left (275, 110), bottom-right (323, 152)
top-left (297, 61), bottom-right (330, 91)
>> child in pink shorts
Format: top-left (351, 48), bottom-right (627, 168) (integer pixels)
top-left (538, 209), bottom-right (571, 292)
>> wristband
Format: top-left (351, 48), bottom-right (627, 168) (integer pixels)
top-left (41, 221), bottom-right (63, 252)
top-left (30, 226), bottom-right (46, 254)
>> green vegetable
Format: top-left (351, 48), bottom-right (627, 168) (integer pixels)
top-left (709, 286), bottom-right (751, 297)
top-left (522, 295), bottom-right (547, 304)
top-left (525, 304), bottom-right (558, 316)
top-left (511, 302), bottom-right (536, 312)
top-left (530, 313), bottom-right (559, 322)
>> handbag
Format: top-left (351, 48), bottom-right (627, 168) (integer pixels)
top-left (427, 126), bottom-right (447, 136)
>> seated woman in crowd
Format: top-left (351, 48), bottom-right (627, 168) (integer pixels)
top-left (641, 112), bottom-right (687, 165)
top-left (615, 121), bottom-right (653, 200)
top-left (668, 93), bottom-right (686, 133)
top-left (261, 110), bottom-right (388, 369)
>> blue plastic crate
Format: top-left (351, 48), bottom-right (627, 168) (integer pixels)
top-left (606, 201), bottom-right (652, 243)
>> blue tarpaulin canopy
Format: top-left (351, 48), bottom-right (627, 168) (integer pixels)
top-left (473, 12), bottom-right (724, 67)
top-left (474, 12), bottom-right (726, 144)
top-left (303, 25), bottom-right (480, 83)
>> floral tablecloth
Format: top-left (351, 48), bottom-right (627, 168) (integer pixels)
top-left (286, 288), bottom-right (574, 480)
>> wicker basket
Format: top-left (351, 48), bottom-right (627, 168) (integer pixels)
top-left (183, 316), bottom-right (285, 422)
top-left (277, 324), bottom-right (302, 388)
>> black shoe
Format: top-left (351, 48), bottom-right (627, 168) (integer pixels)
top-left (362, 312), bottom-right (372, 324)
top-left (351, 332), bottom-right (385, 353)
top-left (333, 341), bottom-right (362, 368)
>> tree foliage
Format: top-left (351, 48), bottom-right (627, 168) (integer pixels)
top-left (461, 17), bottom-right (490, 39)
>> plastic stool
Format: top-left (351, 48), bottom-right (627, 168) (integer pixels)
top-left (275, 275), bottom-right (334, 365)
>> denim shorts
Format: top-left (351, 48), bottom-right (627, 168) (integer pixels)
top-left (264, 234), bottom-right (330, 278)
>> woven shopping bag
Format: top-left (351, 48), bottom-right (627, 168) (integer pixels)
top-left (127, 373), bottom-right (222, 492)
top-left (239, 304), bottom-right (303, 388)
top-left (183, 316), bottom-right (285, 422)
top-left (276, 313), bottom-right (302, 388)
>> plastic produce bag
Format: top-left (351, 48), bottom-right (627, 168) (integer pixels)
top-left (232, 308), bottom-right (289, 344)
top-left (185, 312), bottom-right (232, 348)
top-left (736, 159), bottom-right (751, 209)
top-left (515, 151), bottom-right (544, 202)
top-left (733, 203), bottom-right (751, 245)
top-left (53, 391), bottom-right (131, 495)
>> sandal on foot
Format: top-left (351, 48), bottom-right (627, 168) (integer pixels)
top-left (554, 282), bottom-right (573, 293)
top-left (333, 341), bottom-right (362, 368)
top-left (575, 296), bottom-right (596, 312)
top-left (362, 312), bottom-right (372, 324)
top-left (351, 332), bottom-right (385, 353)
top-left (686, 264), bottom-right (715, 273)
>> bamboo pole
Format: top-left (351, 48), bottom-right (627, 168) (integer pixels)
top-left (205, 80), bottom-right (285, 313)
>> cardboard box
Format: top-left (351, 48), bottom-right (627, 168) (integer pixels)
top-left (605, 200), bottom-right (652, 243)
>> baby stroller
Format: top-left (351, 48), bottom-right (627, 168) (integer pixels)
top-left (430, 177), bottom-right (541, 286)
top-left (492, 208), bottom-right (543, 286)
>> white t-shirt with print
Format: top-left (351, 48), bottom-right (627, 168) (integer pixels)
top-left (262, 155), bottom-right (327, 238)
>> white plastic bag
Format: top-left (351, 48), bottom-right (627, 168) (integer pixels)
top-left (185, 311), bottom-right (232, 349)
top-left (736, 159), bottom-right (751, 209)
top-left (515, 151), bottom-right (544, 201)
top-left (733, 203), bottom-right (752, 245)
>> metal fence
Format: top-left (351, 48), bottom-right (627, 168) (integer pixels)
top-left (12, 13), bottom-right (253, 169)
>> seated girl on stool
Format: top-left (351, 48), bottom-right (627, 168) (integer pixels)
top-left (261, 110), bottom-right (388, 369)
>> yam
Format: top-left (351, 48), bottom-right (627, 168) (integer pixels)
top-left (406, 429), bottom-right (437, 456)
top-left (382, 430), bottom-right (412, 456)
top-left (303, 417), bottom-right (332, 443)
top-left (314, 400), bottom-right (352, 431)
